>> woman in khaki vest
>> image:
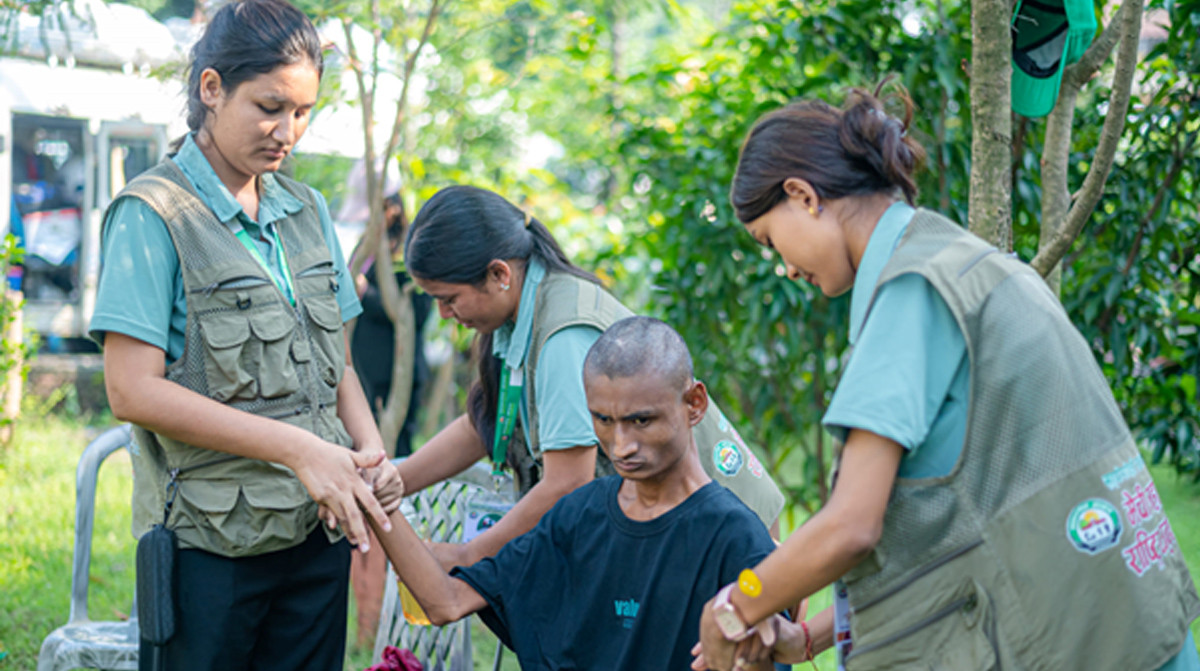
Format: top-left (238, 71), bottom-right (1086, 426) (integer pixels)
top-left (693, 83), bottom-right (1199, 670)
top-left (91, 1), bottom-right (400, 668)
top-left (396, 185), bottom-right (784, 574)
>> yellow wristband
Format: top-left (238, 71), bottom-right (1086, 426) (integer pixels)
top-left (737, 568), bottom-right (762, 598)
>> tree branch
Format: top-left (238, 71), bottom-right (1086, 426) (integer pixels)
top-left (967, 0), bottom-right (1013, 247)
top-left (384, 0), bottom-right (441, 163)
top-left (1064, 3), bottom-right (1123, 86)
top-left (1031, 0), bottom-right (1142, 277)
top-left (341, 15), bottom-right (379, 279)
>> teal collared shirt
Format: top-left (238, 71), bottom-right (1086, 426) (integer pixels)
top-left (173, 133), bottom-right (304, 301)
top-left (822, 201), bottom-right (969, 479)
top-left (89, 133), bottom-right (361, 364)
top-left (491, 258), bottom-right (601, 457)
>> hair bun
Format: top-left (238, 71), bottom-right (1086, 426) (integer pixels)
top-left (838, 83), bottom-right (924, 205)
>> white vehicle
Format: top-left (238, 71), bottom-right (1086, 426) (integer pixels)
top-left (1, 1), bottom-right (186, 343)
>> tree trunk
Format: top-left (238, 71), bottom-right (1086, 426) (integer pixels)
top-left (968, 0), bottom-right (1014, 248)
top-left (378, 278), bottom-right (415, 455)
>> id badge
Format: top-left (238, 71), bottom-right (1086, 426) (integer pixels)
top-left (462, 495), bottom-right (515, 543)
top-left (833, 580), bottom-right (853, 669)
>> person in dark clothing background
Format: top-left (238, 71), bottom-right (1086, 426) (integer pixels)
top-left (350, 192), bottom-right (433, 459)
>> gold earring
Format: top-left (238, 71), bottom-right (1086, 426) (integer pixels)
top-left (808, 206), bottom-right (816, 217)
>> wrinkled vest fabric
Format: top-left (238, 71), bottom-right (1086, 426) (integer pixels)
top-left (840, 210), bottom-right (1199, 670)
top-left (510, 272), bottom-right (785, 527)
top-left (114, 160), bottom-right (354, 558)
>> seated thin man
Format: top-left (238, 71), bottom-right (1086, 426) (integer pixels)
top-left (369, 316), bottom-right (780, 670)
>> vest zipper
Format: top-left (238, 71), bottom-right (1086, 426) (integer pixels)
top-left (852, 538), bottom-right (983, 613)
top-left (276, 232), bottom-right (327, 430)
top-left (171, 453), bottom-right (241, 476)
top-left (192, 275), bottom-right (273, 297)
top-left (844, 594), bottom-right (977, 661)
top-left (295, 260), bottom-right (336, 277)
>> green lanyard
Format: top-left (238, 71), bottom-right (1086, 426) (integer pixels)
top-left (233, 225), bottom-right (295, 305)
top-left (492, 364), bottom-right (523, 477)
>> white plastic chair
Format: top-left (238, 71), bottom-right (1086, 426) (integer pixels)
top-left (38, 424), bottom-right (139, 671)
top-left (373, 460), bottom-right (516, 671)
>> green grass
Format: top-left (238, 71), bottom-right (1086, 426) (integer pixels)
top-left (3, 412), bottom-right (1200, 669)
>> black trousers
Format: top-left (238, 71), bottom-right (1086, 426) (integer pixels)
top-left (139, 527), bottom-right (351, 671)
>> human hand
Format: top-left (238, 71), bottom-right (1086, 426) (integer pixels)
top-left (428, 541), bottom-right (474, 573)
top-left (366, 458), bottom-right (405, 512)
top-left (693, 598), bottom-right (739, 671)
top-left (291, 439), bottom-right (391, 552)
top-left (766, 616), bottom-right (814, 665)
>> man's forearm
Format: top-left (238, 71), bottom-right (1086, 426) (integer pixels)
top-left (368, 508), bottom-right (486, 625)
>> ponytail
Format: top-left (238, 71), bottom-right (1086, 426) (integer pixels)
top-left (406, 185), bottom-right (598, 448)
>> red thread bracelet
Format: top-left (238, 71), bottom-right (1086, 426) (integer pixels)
top-left (799, 620), bottom-right (815, 667)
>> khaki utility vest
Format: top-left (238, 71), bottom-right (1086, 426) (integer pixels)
top-left (507, 271), bottom-right (786, 527)
top-left (839, 210), bottom-right (1199, 670)
top-left (113, 160), bottom-right (353, 558)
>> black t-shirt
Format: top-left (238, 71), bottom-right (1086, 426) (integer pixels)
top-left (452, 477), bottom-right (776, 670)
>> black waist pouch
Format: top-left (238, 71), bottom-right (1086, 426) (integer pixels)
top-left (136, 523), bottom-right (177, 645)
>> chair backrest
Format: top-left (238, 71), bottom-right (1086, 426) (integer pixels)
top-left (68, 423), bottom-right (135, 623)
top-left (373, 461), bottom-right (517, 671)
top-left (37, 424), bottom-right (138, 671)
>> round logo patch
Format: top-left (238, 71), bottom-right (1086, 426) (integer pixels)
top-left (713, 440), bottom-right (744, 477)
top-left (1066, 498), bottom-right (1122, 555)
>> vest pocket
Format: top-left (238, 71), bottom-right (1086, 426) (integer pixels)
top-left (302, 296), bottom-right (344, 388)
top-left (845, 581), bottom-right (998, 671)
top-left (172, 474), bottom-right (315, 557)
top-left (199, 311), bottom-right (256, 402)
top-left (247, 305), bottom-right (299, 398)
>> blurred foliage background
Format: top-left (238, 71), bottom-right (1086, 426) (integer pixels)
top-left (11, 0), bottom-right (1197, 504)
top-left (298, 0), bottom-right (1197, 507)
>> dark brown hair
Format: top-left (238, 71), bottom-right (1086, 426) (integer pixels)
top-left (172, 0), bottom-right (323, 150)
top-left (405, 185), bottom-right (598, 451)
top-left (731, 78), bottom-right (926, 223)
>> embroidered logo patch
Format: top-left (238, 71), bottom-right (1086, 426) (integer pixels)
top-left (713, 440), bottom-right (744, 476)
top-left (1066, 498), bottom-right (1123, 555)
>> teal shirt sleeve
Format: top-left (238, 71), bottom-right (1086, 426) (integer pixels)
top-left (822, 273), bottom-right (969, 479)
top-left (88, 197), bottom-right (185, 358)
top-left (531, 325), bottom-right (602, 453)
top-left (310, 187), bottom-right (362, 323)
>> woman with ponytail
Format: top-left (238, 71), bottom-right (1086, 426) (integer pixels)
top-left (397, 185), bottom-right (785, 571)
top-left (695, 82), bottom-right (1199, 671)
top-left (90, 1), bottom-right (400, 667)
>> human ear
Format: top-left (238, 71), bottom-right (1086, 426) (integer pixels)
top-left (781, 177), bottom-right (820, 213)
top-left (683, 380), bottom-right (709, 427)
top-left (487, 260), bottom-right (512, 291)
top-left (198, 68), bottom-right (224, 109)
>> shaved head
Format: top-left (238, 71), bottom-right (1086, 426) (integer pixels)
top-left (584, 317), bottom-right (694, 390)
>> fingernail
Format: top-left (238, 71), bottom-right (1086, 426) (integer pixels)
top-left (360, 541), bottom-right (370, 553)
top-left (384, 520), bottom-right (392, 532)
